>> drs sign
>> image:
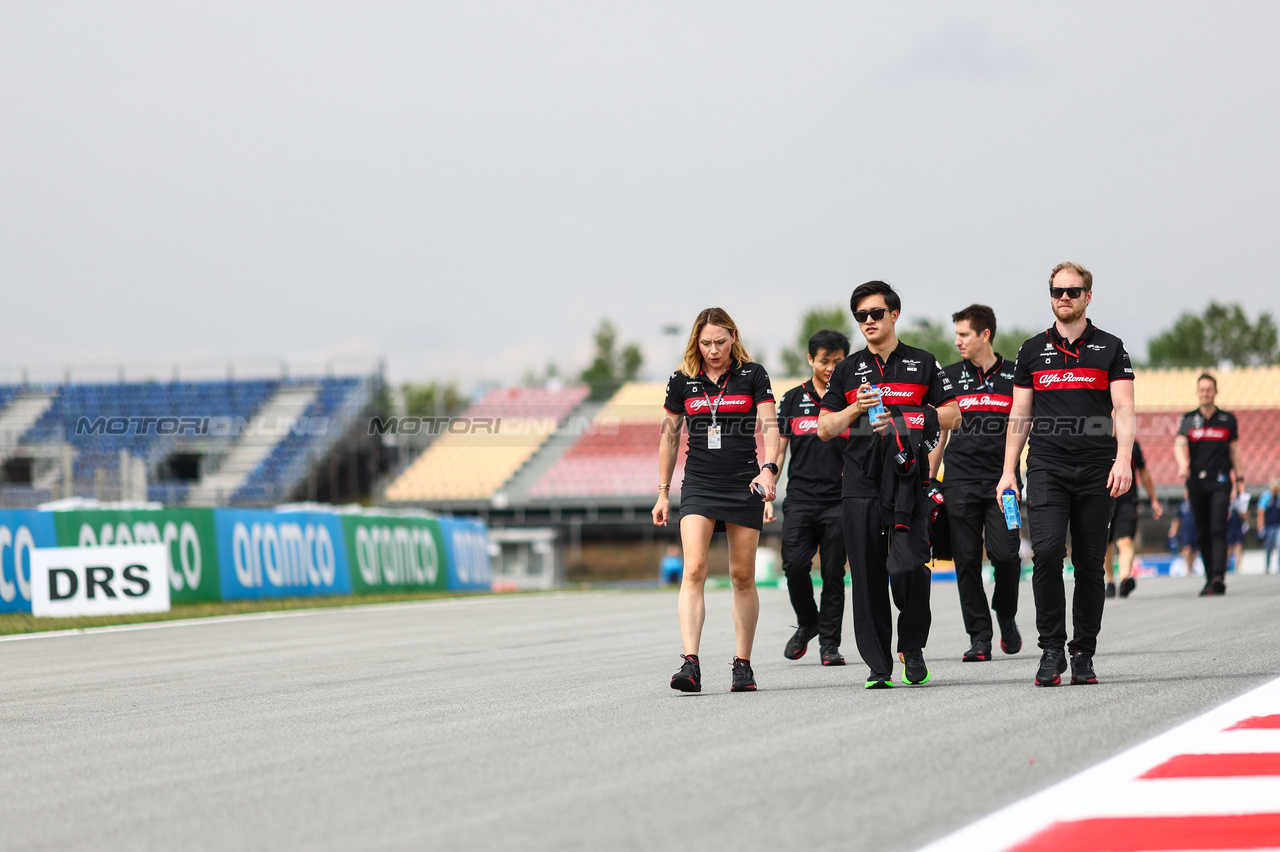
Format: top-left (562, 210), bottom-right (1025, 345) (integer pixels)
top-left (30, 545), bottom-right (172, 618)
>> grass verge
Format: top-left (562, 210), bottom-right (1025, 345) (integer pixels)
top-left (0, 590), bottom-right (485, 636)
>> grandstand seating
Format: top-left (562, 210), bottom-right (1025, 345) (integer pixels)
top-left (21, 380), bottom-right (277, 494)
top-left (233, 377), bottom-right (363, 503)
top-left (1132, 366), bottom-right (1280, 411)
top-left (0, 376), bottom-right (373, 507)
top-left (1128, 368), bottom-right (1280, 490)
top-left (384, 385), bottom-right (589, 502)
top-left (527, 380), bottom-right (798, 500)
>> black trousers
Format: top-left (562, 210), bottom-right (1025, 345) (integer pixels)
top-left (842, 496), bottom-right (932, 676)
top-left (781, 501), bottom-right (847, 646)
top-left (1188, 479), bottom-right (1231, 584)
top-left (1026, 464), bottom-right (1114, 656)
top-left (944, 486), bottom-right (1021, 644)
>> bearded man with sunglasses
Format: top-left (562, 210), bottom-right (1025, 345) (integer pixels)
top-left (996, 262), bottom-right (1135, 687)
top-left (818, 281), bottom-right (960, 689)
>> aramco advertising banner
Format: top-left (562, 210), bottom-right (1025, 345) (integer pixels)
top-left (50, 509), bottom-right (221, 604)
top-left (341, 513), bottom-right (449, 595)
top-left (0, 506), bottom-right (488, 611)
top-left (438, 516), bottom-right (493, 592)
top-left (0, 510), bottom-right (59, 614)
top-left (213, 509), bottom-right (353, 600)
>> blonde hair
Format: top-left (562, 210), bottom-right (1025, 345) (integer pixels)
top-left (679, 307), bottom-right (751, 376)
top-left (1050, 261), bottom-right (1093, 290)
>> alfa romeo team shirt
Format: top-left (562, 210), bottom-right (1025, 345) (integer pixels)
top-left (940, 354), bottom-right (1016, 489)
top-left (1177, 407), bottom-right (1238, 484)
top-left (664, 361), bottom-right (774, 484)
top-left (820, 342), bottom-right (956, 498)
top-left (777, 379), bottom-right (845, 505)
top-left (1012, 319), bottom-right (1134, 470)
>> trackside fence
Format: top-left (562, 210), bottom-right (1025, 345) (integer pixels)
top-left (0, 506), bottom-right (491, 614)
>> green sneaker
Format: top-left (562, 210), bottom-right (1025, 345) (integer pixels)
top-left (902, 650), bottom-right (930, 685)
top-left (864, 672), bottom-right (893, 689)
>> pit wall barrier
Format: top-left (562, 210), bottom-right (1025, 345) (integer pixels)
top-left (0, 507), bottom-right (492, 613)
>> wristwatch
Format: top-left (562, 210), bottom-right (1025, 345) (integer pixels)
top-left (761, 463), bottom-right (779, 476)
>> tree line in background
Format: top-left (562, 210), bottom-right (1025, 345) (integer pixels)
top-left (399, 301), bottom-right (1277, 411)
top-left (1146, 302), bottom-right (1277, 368)
top-left (779, 300), bottom-right (1277, 374)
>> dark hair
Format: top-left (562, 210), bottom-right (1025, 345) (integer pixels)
top-left (808, 329), bottom-right (851, 358)
top-left (1197, 372), bottom-right (1218, 390)
top-left (850, 280), bottom-right (901, 315)
top-left (951, 304), bottom-right (997, 344)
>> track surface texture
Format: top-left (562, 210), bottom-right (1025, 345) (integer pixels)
top-left (2, 575), bottom-right (1278, 852)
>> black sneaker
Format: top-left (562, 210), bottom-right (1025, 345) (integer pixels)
top-left (820, 645), bottom-right (845, 666)
top-left (670, 654), bottom-right (701, 693)
top-left (901, 650), bottom-right (930, 685)
top-left (1035, 647), bottom-right (1067, 686)
top-left (1119, 577), bottom-right (1136, 598)
top-left (1105, 582), bottom-right (1116, 599)
top-left (1070, 650), bottom-right (1098, 685)
top-left (731, 657), bottom-right (757, 692)
top-left (864, 671), bottom-right (893, 689)
top-left (962, 640), bottom-right (992, 662)
top-left (784, 623), bottom-right (819, 660)
top-left (1212, 579), bottom-right (1227, 595)
top-left (998, 616), bottom-right (1022, 655)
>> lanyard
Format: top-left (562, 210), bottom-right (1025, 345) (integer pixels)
top-left (701, 372), bottom-right (730, 426)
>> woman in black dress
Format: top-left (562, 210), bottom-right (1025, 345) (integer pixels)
top-left (652, 307), bottom-right (779, 692)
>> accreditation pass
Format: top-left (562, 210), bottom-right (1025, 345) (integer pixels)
top-left (707, 422), bottom-right (722, 450)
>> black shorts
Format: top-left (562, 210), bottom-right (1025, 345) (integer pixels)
top-left (1109, 499), bottom-right (1139, 542)
top-left (1227, 513), bottom-right (1246, 546)
top-left (679, 475), bottom-right (765, 531)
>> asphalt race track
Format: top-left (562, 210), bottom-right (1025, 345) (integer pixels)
top-left (2, 575), bottom-right (1278, 852)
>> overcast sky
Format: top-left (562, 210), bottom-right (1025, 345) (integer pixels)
top-left (3, 2), bottom-right (1278, 389)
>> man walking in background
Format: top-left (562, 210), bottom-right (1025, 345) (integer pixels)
top-left (771, 330), bottom-right (851, 666)
top-left (1104, 438), bottom-right (1162, 599)
top-left (997, 262), bottom-right (1135, 687)
top-left (1258, 480), bottom-right (1280, 574)
top-left (938, 304), bottom-right (1024, 662)
top-left (1174, 373), bottom-right (1244, 596)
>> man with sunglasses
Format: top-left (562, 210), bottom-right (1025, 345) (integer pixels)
top-left (996, 262), bottom-right (1135, 687)
top-left (818, 281), bottom-right (960, 689)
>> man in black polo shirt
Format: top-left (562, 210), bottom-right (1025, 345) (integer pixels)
top-left (1173, 373), bottom-right (1244, 596)
top-left (771, 329), bottom-right (851, 666)
top-left (818, 281), bottom-right (960, 689)
top-left (997, 262), bottom-right (1135, 687)
top-left (938, 304), bottom-right (1023, 663)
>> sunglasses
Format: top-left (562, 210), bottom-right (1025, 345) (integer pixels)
top-left (1049, 286), bottom-right (1086, 300)
top-left (853, 307), bottom-right (888, 323)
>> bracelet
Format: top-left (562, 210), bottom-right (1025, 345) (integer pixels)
top-left (657, 484), bottom-right (670, 491)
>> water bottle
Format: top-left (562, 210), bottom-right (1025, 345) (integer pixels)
top-left (1002, 489), bottom-right (1021, 530)
top-left (866, 384), bottom-right (887, 424)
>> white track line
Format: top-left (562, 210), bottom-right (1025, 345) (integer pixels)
top-left (0, 591), bottom-right (602, 643)
top-left (917, 674), bottom-right (1280, 851)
